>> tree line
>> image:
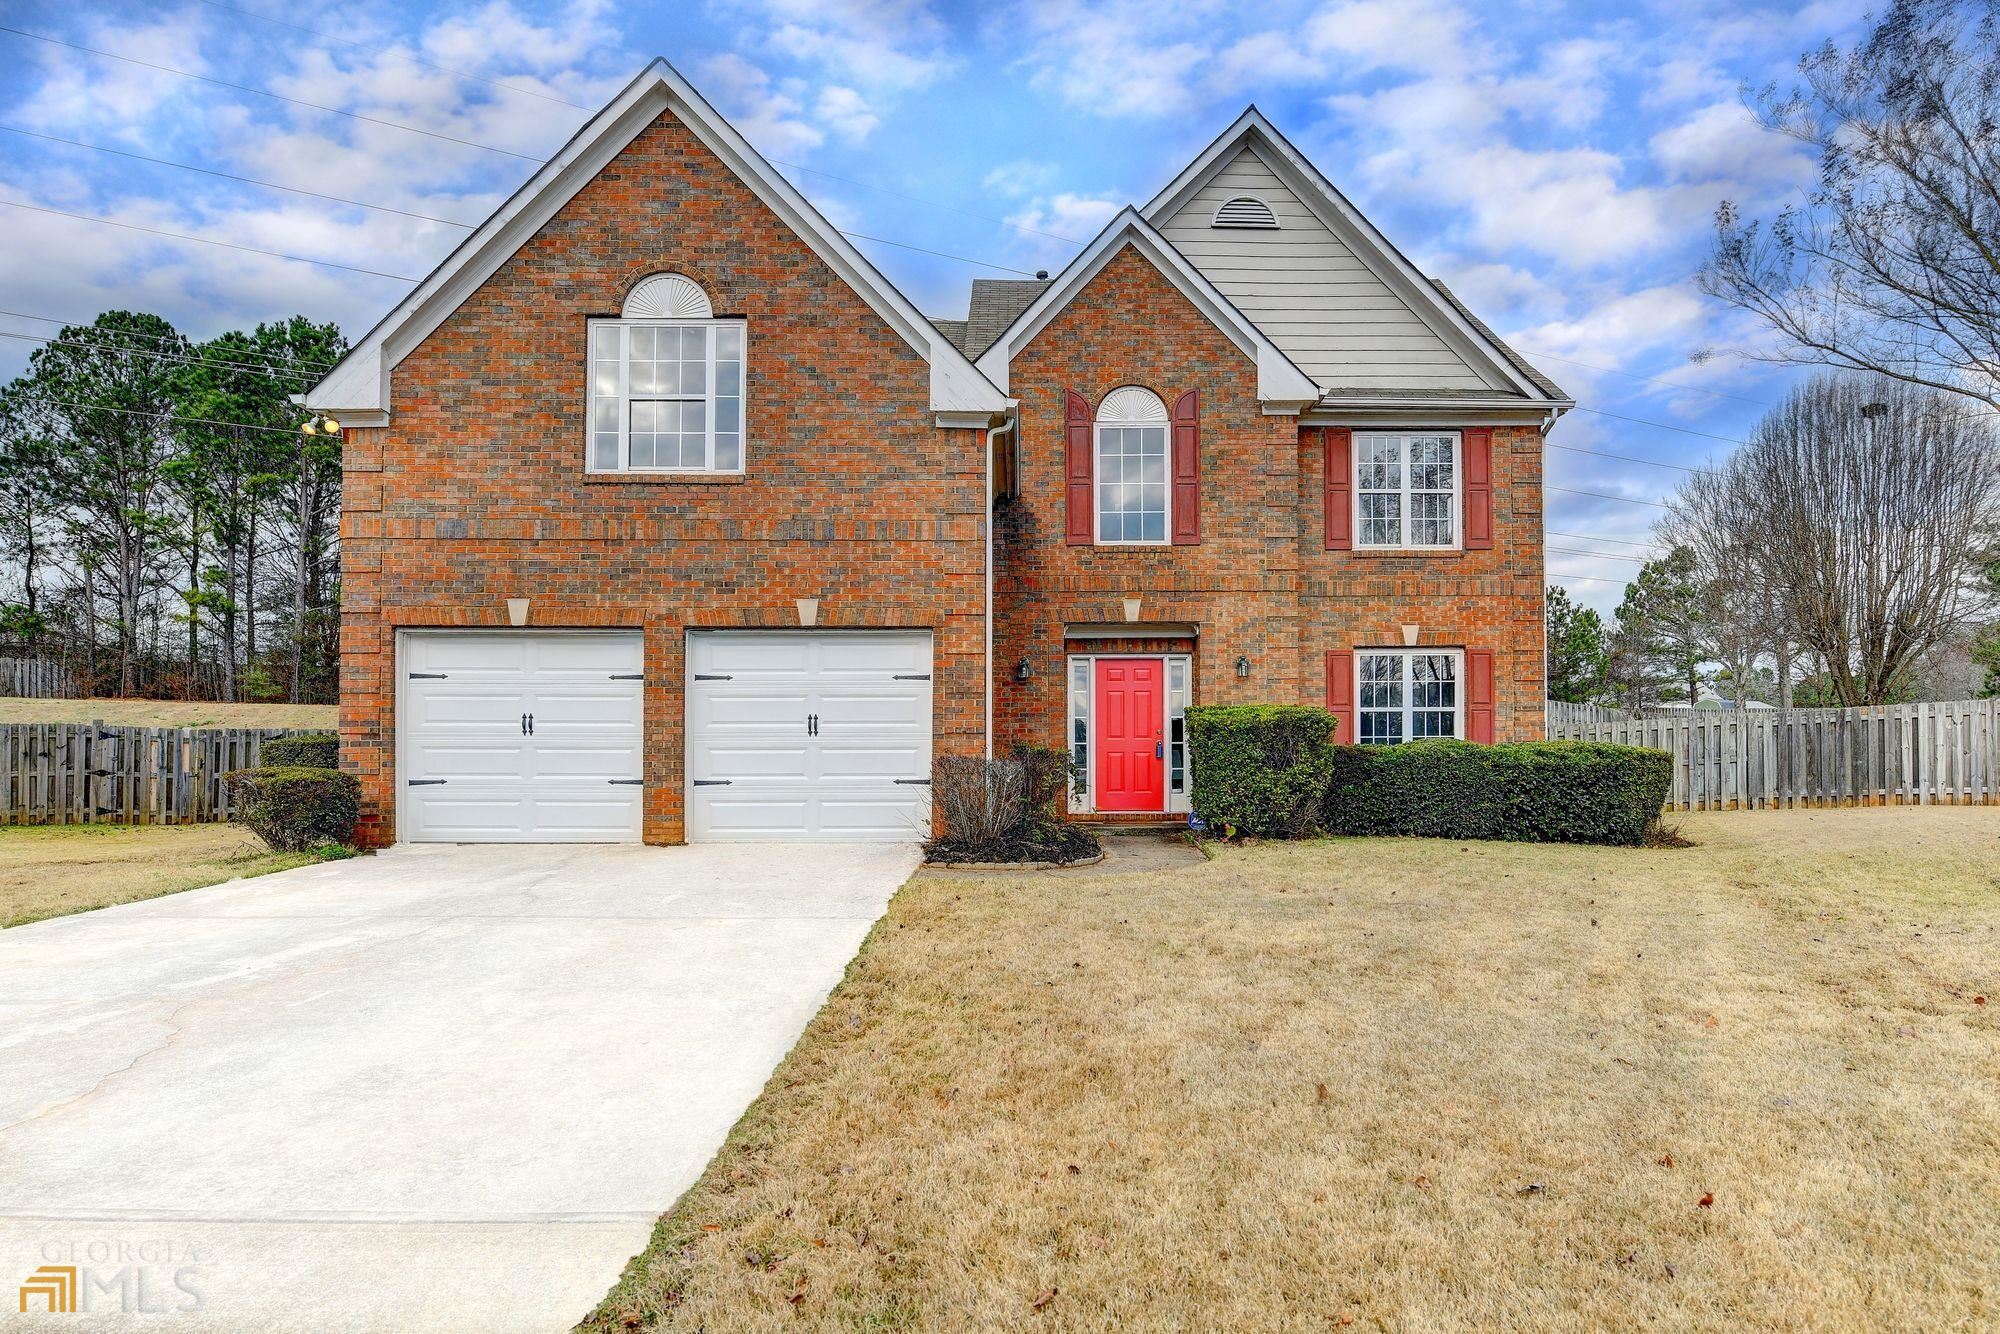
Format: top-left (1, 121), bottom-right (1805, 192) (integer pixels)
top-left (0, 310), bottom-right (346, 703)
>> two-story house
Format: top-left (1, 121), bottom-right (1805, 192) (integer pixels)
top-left (304, 60), bottom-right (1568, 846)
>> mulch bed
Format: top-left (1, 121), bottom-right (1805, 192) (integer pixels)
top-left (921, 822), bottom-right (1103, 867)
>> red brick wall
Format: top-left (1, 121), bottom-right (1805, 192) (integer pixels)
top-left (994, 243), bottom-right (1545, 763)
top-left (341, 107), bottom-right (986, 845)
top-left (994, 244), bottom-right (1303, 751)
top-left (1298, 425), bottom-right (1546, 743)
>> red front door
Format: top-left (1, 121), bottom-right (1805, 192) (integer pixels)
top-left (1094, 658), bottom-right (1165, 812)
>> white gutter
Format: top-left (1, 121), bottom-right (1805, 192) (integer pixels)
top-left (982, 412), bottom-right (1017, 760)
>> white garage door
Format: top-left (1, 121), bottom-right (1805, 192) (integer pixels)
top-left (399, 631), bottom-right (644, 843)
top-left (686, 630), bottom-right (932, 841)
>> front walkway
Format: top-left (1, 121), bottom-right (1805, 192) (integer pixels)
top-left (0, 841), bottom-right (916, 1332)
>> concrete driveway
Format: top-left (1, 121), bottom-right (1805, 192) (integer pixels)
top-left (0, 841), bottom-right (917, 1332)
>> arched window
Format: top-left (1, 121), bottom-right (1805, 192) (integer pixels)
top-left (1095, 386), bottom-right (1169, 544)
top-left (587, 273), bottom-right (744, 474)
top-left (1211, 196), bottom-right (1278, 229)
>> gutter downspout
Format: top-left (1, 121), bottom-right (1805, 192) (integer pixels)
top-left (983, 410), bottom-right (1017, 761)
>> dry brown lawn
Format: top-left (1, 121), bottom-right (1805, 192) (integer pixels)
top-left (0, 823), bottom-right (329, 927)
top-left (0, 698), bottom-right (337, 728)
top-left (584, 809), bottom-right (2000, 1332)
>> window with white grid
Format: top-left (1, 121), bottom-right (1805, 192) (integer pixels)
top-left (588, 313), bottom-right (744, 474)
top-left (1356, 431), bottom-right (1458, 547)
top-left (1356, 650), bottom-right (1462, 744)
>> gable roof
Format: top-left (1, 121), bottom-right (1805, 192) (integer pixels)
top-left (1141, 108), bottom-right (1569, 410)
top-left (972, 208), bottom-right (1320, 409)
top-left (304, 59), bottom-right (1008, 423)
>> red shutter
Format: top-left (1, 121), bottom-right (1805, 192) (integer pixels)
top-left (1466, 648), bottom-right (1496, 743)
top-left (1463, 427), bottom-right (1493, 550)
top-left (1325, 649), bottom-right (1354, 745)
top-left (1171, 389), bottom-right (1201, 545)
top-left (1064, 389), bottom-right (1093, 546)
top-left (1323, 427), bottom-right (1352, 550)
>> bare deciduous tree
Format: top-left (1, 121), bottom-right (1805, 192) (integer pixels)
top-left (1698, 0), bottom-right (2000, 407)
top-left (1666, 373), bottom-right (1998, 706)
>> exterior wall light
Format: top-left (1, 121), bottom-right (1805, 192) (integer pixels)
top-left (1235, 655), bottom-right (1250, 678)
top-left (1016, 657), bottom-right (1032, 682)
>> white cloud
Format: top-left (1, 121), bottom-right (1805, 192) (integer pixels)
top-left (1649, 101), bottom-right (1814, 190)
top-left (814, 86), bottom-right (881, 143)
top-left (696, 53), bottom-right (825, 157)
top-left (16, 12), bottom-right (215, 141)
top-left (981, 160), bottom-right (1059, 197)
top-left (1303, 0), bottom-right (1480, 74)
top-left (726, 0), bottom-right (959, 92)
top-left (1005, 192), bottom-right (1120, 242)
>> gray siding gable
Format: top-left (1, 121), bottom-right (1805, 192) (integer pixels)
top-left (1157, 147), bottom-right (1507, 394)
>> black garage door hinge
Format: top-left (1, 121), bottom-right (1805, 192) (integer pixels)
top-left (408, 671), bottom-right (448, 679)
top-left (691, 778), bottom-right (732, 786)
top-left (892, 673), bottom-right (931, 680)
top-left (407, 778), bottom-right (447, 786)
top-left (608, 778), bottom-right (644, 785)
top-left (609, 673), bottom-right (644, 680)
top-left (894, 777), bottom-right (932, 785)
top-left (692, 673), bottom-right (733, 681)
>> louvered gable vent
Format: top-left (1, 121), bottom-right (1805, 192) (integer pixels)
top-left (1211, 195), bottom-right (1278, 229)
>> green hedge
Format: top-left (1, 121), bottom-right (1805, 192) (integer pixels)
top-left (224, 765), bottom-right (360, 851)
top-left (1186, 704), bottom-right (1338, 837)
top-left (259, 732), bottom-right (338, 769)
top-left (1323, 739), bottom-right (1672, 846)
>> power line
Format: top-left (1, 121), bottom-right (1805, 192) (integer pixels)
top-left (23, 395), bottom-right (312, 436)
top-left (844, 233), bottom-right (1037, 276)
top-left (1519, 348), bottom-right (1777, 409)
top-left (0, 198), bottom-right (426, 282)
top-left (1548, 485), bottom-right (1671, 509)
top-left (188, 0), bottom-right (593, 111)
top-left (1549, 441), bottom-right (1707, 473)
top-left (1572, 406), bottom-right (1749, 447)
top-left (186, 0), bottom-right (1090, 247)
top-left (1548, 545), bottom-right (1649, 564)
top-left (0, 309), bottom-right (340, 373)
top-left (0, 125), bottom-right (479, 227)
top-left (1548, 529), bottom-right (1661, 550)
top-left (0, 25), bottom-right (543, 162)
top-left (1547, 569), bottom-right (1632, 585)
top-left (0, 329), bottom-right (320, 382)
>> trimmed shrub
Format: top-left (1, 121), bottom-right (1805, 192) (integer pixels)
top-left (259, 732), bottom-right (338, 769)
top-left (1323, 739), bottom-right (1672, 846)
top-left (225, 765), bottom-right (361, 851)
top-left (1186, 704), bottom-right (1338, 838)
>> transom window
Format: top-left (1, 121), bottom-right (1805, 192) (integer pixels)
top-left (1356, 431), bottom-right (1459, 547)
top-left (1095, 386), bottom-right (1169, 545)
top-left (588, 274), bottom-right (744, 474)
top-left (1357, 650), bottom-right (1461, 744)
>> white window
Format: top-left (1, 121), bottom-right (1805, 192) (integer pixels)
top-left (1356, 431), bottom-right (1459, 548)
top-left (1356, 649), bottom-right (1462, 744)
top-left (1095, 386), bottom-right (1169, 545)
top-left (588, 274), bottom-right (744, 474)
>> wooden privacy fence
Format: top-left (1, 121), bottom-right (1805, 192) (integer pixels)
top-left (0, 723), bottom-right (318, 826)
top-left (1547, 699), bottom-right (2000, 810)
top-left (0, 657), bottom-right (73, 699)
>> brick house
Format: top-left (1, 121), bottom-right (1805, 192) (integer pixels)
top-left (304, 62), bottom-right (1569, 846)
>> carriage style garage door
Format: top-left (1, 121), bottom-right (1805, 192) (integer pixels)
top-left (685, 630), bottom-right (933, 841)
top-left (398, 631), bottom-right (644, 843)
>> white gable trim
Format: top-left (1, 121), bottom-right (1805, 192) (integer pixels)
top-left (1142, 109), bottom-right (1563, 406)
top-left (972, 208), bottom-right (1319, 410)
top-left (305, 60), bottom-right (1006, 420)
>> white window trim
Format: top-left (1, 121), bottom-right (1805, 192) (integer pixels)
top-left (1354, 647), bottom-right (1465, 745)
top-left (1353, 429), bottom-right (1462, 551)
top-left (1092, 387), bottom-right (1172, 547)
top-left (585, 316), bottom-right (747, 475)
top-left (1066, 653), bottom-right (1193, 815)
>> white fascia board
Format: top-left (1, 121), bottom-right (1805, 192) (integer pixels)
top-left (304, 59), bottom-right (1004, 418)
top-left (974, 208), bottom-right (1317, 409)
top-left (1140, 109), bottom-right (1556, 405)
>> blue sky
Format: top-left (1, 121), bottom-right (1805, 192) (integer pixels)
top-left (0, 0), bottom-right (1872, 612)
